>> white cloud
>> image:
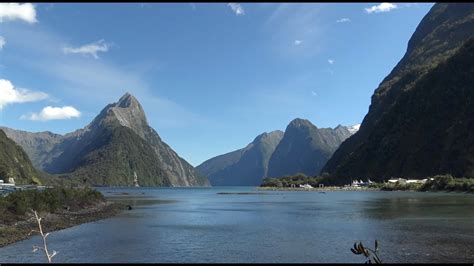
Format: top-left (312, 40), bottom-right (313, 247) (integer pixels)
top-left (63, 39), bottom-right (110, 59)
top-left (0, 36), bottom-right (5, 50)
top-left (336, 18), bottom-right (351, 23)
top-left (5, 25), bottom-right (208, 128)
top-left (0, 79), bottom-right (48, 110)
top-left (328, 59), bottom-right (334, 64)
top-left (21, 106), bottom-right (81, 121)
top-left (228, 3), bottom-right (245, 16)
top-left (0, 3), bottom-right (37, 23)
top-left (365, 3), bottom-right (398, 14)
top-left (294, 40), bottom-right (302, 46)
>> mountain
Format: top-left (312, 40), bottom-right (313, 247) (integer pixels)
top-left (267, 119), bottom-right (354, 178)
top-left (346, 124), bottom-right (361, 135)
top-left (0, 129), bottom-right (41, 185)
top-left (321, 4), bottom-right (474, 184)
top-left (198, 119), bottom-right (358, 186)
top-left (197, 130), bottom-right (284, 186)
top-left (3, 93), bottom-right (210, 187)
top-left (0, 127), bottom-right (63, 170)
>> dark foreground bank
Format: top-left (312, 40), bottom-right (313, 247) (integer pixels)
top-left (0, 187), bottom-right (123, 247)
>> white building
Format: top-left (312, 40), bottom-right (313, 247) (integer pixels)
top-left (388, 178), bottom-right (428, 184)
top-left (299, 184), bottom-right (313, 189)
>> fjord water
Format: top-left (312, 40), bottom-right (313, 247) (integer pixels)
top-left (0, 188), bottom-right (473, 263)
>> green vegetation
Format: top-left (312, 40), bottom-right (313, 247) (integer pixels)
top-left (261, 173), bottom-right (330, 188)
top-left (261, 174), bottom-right (474, 193)
top-left (0, 187), bottom-right (104, 219)
top-left (61, 124), bottom-right (171, 187)
top-left (419, 175), bottom-right (474, 192)
top-left (0, 187), bottom-right (119, 247)
top-left (0, 129), bottom-right (40, 185)
top-left (372, 175), bottom-right (474, 192)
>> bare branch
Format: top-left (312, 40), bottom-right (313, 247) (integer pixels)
top-left (31, 210), bottom-right (57, 263)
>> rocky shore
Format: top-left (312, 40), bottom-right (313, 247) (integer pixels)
top-left (0, 200), bottom-right (123, 248)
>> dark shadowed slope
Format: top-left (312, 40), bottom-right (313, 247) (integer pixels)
top-left (267, 119), bottom-right (353, 178)
top-left (322, 3), bottom-right (474, 184)
top-left (197, 131), bottom-right (284, 186)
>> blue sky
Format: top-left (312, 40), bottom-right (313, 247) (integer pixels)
top-left (0, 3), bottom-right (434, 166)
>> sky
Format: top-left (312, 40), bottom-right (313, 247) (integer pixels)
top-left (0, 2), bottom-right (434, 166)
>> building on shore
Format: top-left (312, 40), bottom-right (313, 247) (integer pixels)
top-left (299, 184), bottom-right (313, 189)
top-left (387, 178), bottom-right (433, 184)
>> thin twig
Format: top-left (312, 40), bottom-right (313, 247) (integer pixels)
top-left (31, 209), bottom-right (58, 263)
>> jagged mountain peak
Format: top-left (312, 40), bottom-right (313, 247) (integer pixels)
top-left (253, 130), bottom-right (284, 143)
top-left (117, 92), bottom-right (141, 108)
top-left (96, 93), bottom-right (149, 138)
top-left (288, 118), bottom-right (316, 129)
top-left (334, 124), bottom-right (347, 133)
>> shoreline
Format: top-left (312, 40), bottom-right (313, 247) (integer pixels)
top-left (257, 186), bottom-right (473, 193)
top-left (0, 200), bottom-right (124, 248)
top-left (257, 186), bottom-right (381, 192)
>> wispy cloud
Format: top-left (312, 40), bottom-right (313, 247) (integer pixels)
top-left (0, 3), bottom-right (37, 23)
top-left (336, 18), bottom-right (350, 23)
top-left (21, 106), bottom-right (81, 121)
top-left (0, 79), bottom-right (48, 110)
top-left (365, 3), bottom-right (398, 14)
top-left (0, 36), bottom-right (5, 50)
top-left (4, 24), bottom-right (208, 129)
top-left (43, 3), bottom-right (55, 12)
top-left (328, 59), bottom-right (334, 64)
top-left (63, 39), bottom-right (110, 59)
top-left (263, 3), bottom-right (326, 58)
top-left (228, 3), bottom-right (245, 16)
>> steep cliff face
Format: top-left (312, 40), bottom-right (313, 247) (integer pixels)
top-left (267, 119), bottom-right (353, 178)
top-left (197, 131), bottom-right (284, 186)
top-left (4, 93), bottom-right (209, 187)
top-left (0, 127), bottom-right (63, 170)
top-left (322, 4), bottom-right (474, 183)
top-left (198, 118), bottom-right (358, 186)
top-left (0, 129), bottom-right (41, 185)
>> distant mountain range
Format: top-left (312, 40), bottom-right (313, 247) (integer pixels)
top-left (2, 93), bottom-right (210, 187)
top-left (197, 119), bottom-right (358, 186)
top-left (322, 3), bottom-right (474, 184)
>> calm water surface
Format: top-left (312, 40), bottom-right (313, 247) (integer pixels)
top-left (0, 187), bottom-right (473, 263)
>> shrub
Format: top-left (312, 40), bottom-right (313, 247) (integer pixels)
top-left (1, 187), bottom-right (105, 222)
